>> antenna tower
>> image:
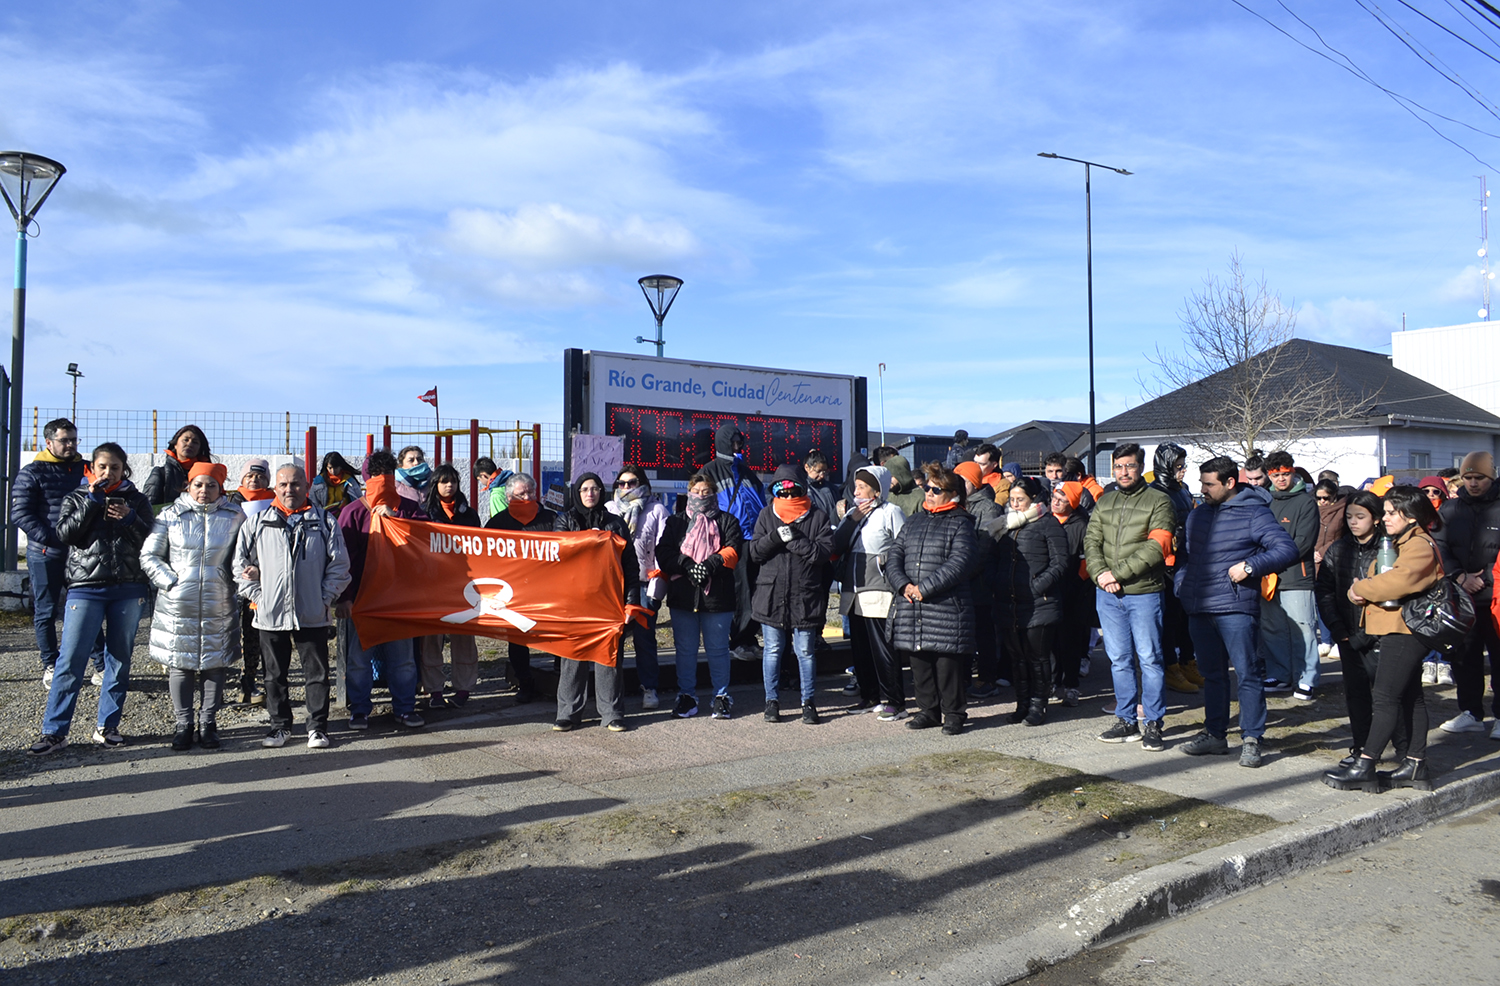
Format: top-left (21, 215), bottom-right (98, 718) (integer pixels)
top-left (1480, 175), bottom-right (1492, 321)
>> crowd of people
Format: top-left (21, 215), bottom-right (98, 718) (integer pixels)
top-left (15, 416), bottom-right (1500, 793)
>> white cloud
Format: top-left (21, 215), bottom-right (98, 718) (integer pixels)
top-left (1435, 264), bottom-right (1491, 307)
top-left (1297, 298), bottom-right (1399, 347)
top-left (445, 204), bottom-right (699, 269)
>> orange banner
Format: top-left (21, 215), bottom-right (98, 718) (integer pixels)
top-left (352, 514), bottom-right (635, 665)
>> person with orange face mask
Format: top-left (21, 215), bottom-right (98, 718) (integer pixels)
top-left (336, 449), bottom-right (426, 733)
top-left (484, 473), bottom-right (558, 705)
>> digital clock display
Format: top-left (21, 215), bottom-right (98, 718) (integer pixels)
top-left (605, 403), bottom-right (843, 481)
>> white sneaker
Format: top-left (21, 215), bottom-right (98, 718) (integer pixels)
top-left (42, 667), bottom-right (53, 688)
top-left (1491, 719), bottom-right (1500, 741)
top-left (307, 729), bottom-right (331, 749)
top-left (262, 728), bottom-right (291, 748)
top-left (1422, 661), bottom-right (1439, 684)
top-left (641, 688), bottom-right (660, 710)
top-left (1435, 663), bottom-right (1455, 686)
top-left (1318, 643), bottom-right (1332, 658)
top-left (90, 671), bottom-right (105, 687)
top-left (1327, 643), bottom-right (1340, 659)
top-left (1440, 710), bottom-right (1486, 734)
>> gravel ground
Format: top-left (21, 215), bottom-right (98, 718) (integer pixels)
top-left (0, 607), bottom-right (1285, 985)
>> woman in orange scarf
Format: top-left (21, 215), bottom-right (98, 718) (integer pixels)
top-left (143, 425), bottom-right (212, 507)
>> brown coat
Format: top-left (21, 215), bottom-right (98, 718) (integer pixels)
top-left (1314, 496), bottom-right (1347, 573)
top-left (1352, 526), bottom-right (1442, 636)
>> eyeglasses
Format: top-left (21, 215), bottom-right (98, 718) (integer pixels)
top-left (922, 484), bottom-right (949, 495)
top-left (578, 485), bottom-right (604, 495)
top-left (614, 479), bottom-right (640, 489)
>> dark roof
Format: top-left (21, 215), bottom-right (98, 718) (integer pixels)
top-left (1098, 339), bottom-right (1500, 438)
top-left (985, 420), bottom-right (1089, 457)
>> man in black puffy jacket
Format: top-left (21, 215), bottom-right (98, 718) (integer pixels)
top-left (11, 418), bottom-right (102, 684)
top-left (1434, 450), bottom-right (1500, 735)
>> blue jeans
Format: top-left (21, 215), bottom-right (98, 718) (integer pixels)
top-left (671, 608), bottom-right (732, 698)
top-left (1259, 588), bottom-right (1319, 690)
top-left (43, 592), bottom-right (145, 737)
top-left (631, 590), bottom-right (662, 691)
top-left (1096, 588), bottom-right (1165, 723)
top-left (1188, 612), bottom-right (1267, 739)
top-left (341, 620), bottom-right (419, 717)
top-left (763, 625), bottom-right (816, 704)
top-left (28, 547), bottom-right (105, 672)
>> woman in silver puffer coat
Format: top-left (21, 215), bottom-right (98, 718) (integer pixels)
top-left (141, 462), bottom-right (245, 751)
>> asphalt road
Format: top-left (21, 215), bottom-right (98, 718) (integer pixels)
top-left (1023, 799), bottom-right (1500, 986)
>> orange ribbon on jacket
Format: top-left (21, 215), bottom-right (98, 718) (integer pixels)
top-left (352, 514), bottom-right (648, 666)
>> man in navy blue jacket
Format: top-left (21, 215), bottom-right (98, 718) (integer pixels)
top-left (1174, 455), bottom-right (1299, 768)
top-left (11, 418), bottom-right (99, 684)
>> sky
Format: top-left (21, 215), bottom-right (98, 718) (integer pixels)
top-left (2, 0), bottom-right (1498, 439)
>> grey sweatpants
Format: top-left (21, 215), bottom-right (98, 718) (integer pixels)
top-left (556, 658), bottom-right (623, 726)
top-left (168, 667), bottom-right (227, 728)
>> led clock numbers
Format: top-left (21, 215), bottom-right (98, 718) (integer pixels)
top-left (605, 403), bottom-right (842, 480)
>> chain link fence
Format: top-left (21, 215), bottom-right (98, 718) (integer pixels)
top-left (27, 408), bottom-right (565, 465)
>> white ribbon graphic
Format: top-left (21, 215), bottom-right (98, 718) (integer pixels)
top-left (441, 578), bottom-right (537, 632)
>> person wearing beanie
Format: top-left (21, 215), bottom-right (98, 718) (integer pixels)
top-left (1435, 449), bottom-right (1500, 736)
top-left (235, 464), bottom-right (350, 750)
top-left (832, 464), bottom-right (908, 718)
top-left (337, 449), bottom-right (427, 731)
top-left (750, 465), bottom-right (834, 724)
top-left (142, 459), bottom-right (245, 751)
top-left (883, 454), bottom-right (925, 517)
top-left (1049, 480), bottom-right (1093, 706)
top-left (953, 460), bottom-right (1004, 700)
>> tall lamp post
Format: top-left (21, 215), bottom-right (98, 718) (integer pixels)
top-left (66, 362), bottom-right (82, 420)
top-left (636, 275), bottom-right (682, 358)
top-left (0, 152), bottom-right (66, 571)
top-left (1037, 152), bottom-right (1130, 475)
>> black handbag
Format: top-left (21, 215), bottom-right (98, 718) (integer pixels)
top-left (1401, 576), bottom-right (1476, 652)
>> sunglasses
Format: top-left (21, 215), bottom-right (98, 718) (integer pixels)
top-left (1315, 495), bottom-right (1333, 502)
top-left (922, 484), bottom-right (950, 495)
top-left (614, 479), bottom-right (640, 488)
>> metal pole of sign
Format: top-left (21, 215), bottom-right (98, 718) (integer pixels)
top-left (636, 275), bottom-right (683, 358)
top-left (878, 363), bottom-right (887, 447)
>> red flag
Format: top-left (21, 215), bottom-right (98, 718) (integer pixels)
top-left (352, 514), bottom-right (647, 665)
top-left (418, 387), bottom-right (438, 407)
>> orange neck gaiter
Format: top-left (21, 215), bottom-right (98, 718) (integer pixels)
top-left (274, 499), bottom-right (311, 517)
top-left (365, 475), bottom-right (398, 511)
top-left (925, 501), bottom-right (961, 513)
top-left (238, 487), bottom-right (275, 501)
top-left (772, 496), bottom-right (811, 523)
top-left (439, 498), bottom-right (457, 520)
top-left (509, 500), bottom-right (540, 525)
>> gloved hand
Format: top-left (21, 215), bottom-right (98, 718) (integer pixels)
top-left (777, 525), bottom-right (794, 543)
top-left (688, 562), bottom-right (710, 586)
top-left (703, 552), bottom-right (724, 572)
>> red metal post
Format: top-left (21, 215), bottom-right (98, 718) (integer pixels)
top-left (469, 419), bottom-right (480, 505)
top-left (304, 426), bottom-right (317, 485)
top-left (444, 433), bottom-right (453, 466)
top-left (366, 433), bottom-right (374, 458)
top-left (532, 423), bottom-right (541, 483)
top-left (434, 429), bottom-right (441, 465)
top-left (382, 423), bottom-right (391, 451)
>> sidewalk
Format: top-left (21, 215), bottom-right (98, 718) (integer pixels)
top-left (2, 652), bottom-right (1497, 981)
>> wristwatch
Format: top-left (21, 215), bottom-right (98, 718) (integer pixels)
top-left (1242, 560), bottom-right (1255, 577)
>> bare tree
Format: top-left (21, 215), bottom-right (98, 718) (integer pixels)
top-left (1147, 253), bottom-right (1376, 459)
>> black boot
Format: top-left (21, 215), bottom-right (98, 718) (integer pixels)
top-left (1023, 697), bottom-right (1047, 727)
top-left (1379, 757), bottom-right (1433, 791)
top-left (198, 723), bottom-right (220, 750)
top-left (1323, 757), bottom-right (1381, 792)
top-left (171, 724), bottom-right (194, 752)
top-left (1338, 747), bottom-right (1362, 769)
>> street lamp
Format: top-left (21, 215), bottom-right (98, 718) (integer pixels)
top-left (0, 152), bottom-right (66, 571)
top-left (1038, 152), bottom-right (1131, 476)
top-left (66, 362), bottom-right (82, 420)
top-left (636, 275), bottom-right (682, 358)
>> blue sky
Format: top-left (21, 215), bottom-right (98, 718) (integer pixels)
top-left (2, 0), bottom-right (1496, 439)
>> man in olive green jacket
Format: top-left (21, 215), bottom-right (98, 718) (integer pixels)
top-left (1083, 443), bottom-right (1178, 749)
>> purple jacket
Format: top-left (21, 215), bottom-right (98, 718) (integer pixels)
top-left (337, 496), bottom-right (427, 604)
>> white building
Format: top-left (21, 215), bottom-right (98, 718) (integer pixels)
top-left (1391, 320), bottom-right (1500, 420)
top-left (1094, 340), bottom-right (1500, 483)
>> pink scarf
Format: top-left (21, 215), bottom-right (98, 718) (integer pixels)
top-left (682, 496), bottom-right (721, 564)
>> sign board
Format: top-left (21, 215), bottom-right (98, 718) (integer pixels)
top-left (563, 350), bottom-right (867, 491)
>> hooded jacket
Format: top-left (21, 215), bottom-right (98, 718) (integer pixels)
top-left (606, 487), bottom-right (671, 601)
top-left (554, 474), bottom-right (640, 599)
top-left (700, 424), bottom-right (765, 540)
top-left (141, 492), bottom-right (246, 670)
top-left (1436, 478), bottom-right (1500, 604)
top-left (1268, 480), bottom-right (1320, 591)
top-left (12, 450), bottom-right (86, 553)
top-left (55, 479), bottom-right (156, 589)
top-left (883, 455), bottom-right (924, 517)
top-left (1083, 480), bottom-right (1176, 595)
top-left (831, 463), bottom-right (906, 618)
top-left (1174, 485), bottom-right (1300, 617)
top-left (964, 484), bottom-right (1002, 609)
top-left (885, 504), bottom-right (976, 654)
top-left (749, 465), bottom-right (833, 629)
top-left (234, 501), bottom-right (351, 630)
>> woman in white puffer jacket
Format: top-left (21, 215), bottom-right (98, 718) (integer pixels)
top-left (141, 462), bottom-right (245, 751)
top-left (831, 464), bottom-right (907, 717)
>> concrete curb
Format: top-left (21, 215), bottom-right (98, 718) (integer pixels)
top-left (921, 766), bottom-right (1500, 986)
